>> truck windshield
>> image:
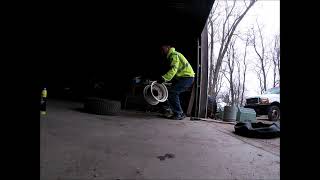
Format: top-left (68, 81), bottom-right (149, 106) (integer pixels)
top-left (263, 87), bottom-right (280, 94)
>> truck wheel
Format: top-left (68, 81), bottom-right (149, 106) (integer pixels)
top-left (268, 105), bottom-right (280, 121)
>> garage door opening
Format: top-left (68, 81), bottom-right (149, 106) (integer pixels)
top-left (41, 0), bottom-right (215, 118)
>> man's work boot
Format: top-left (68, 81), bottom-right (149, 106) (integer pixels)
top-left (162, 108), bottom-right (174, 118)
top-left (170, 113), bottom-right (186, 120)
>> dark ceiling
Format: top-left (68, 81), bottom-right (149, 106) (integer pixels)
top-left (133, 0), bottom-right (215, 38)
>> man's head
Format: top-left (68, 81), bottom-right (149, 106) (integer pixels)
top-left (161, 45), bottom-right (171, 56)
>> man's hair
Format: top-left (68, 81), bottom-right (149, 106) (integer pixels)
top-left (161, 40), bottom-right (176, 47)
top-left (162, 44), bottom-right (171, 49)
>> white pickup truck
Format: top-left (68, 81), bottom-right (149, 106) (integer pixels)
top-left (244, 87), bottom-right (280, 121)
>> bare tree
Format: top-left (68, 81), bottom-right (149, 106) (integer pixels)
top-left (272, 52), bottom-right (277, 87)
top-left (208, 22), bottom-right (219, 96)
top-left (214, 66), bottom-right (225, 97)
top-left (208, 1), bottom-right (221, 97)
top-left (222, 38), bottom-right (237, 105)
top-left (271, 34), bottom-right (280, 87)
top-left (240, 35), bottom-right (249, 106)
top-left (254, 67), bottom-right (264, 94)
top-left (235, 60), bottom-right (241, 105)
top-left (250, 20), bottom-right (268, 93)
top-left (209, 0), bottom-right (257, 98)
top-left (221, 32), bottom-right (251, 106)
top-left (276, 35), bottom-right (280, 81)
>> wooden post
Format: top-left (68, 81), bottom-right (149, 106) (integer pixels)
top-left (187, 83), bottom-right (196, 117)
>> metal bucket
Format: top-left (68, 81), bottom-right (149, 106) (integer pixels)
top-left (223, 106), bottom-right (237, 122)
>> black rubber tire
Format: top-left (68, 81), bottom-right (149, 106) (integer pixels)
top-left (84, 97), bottom-right (121, 115)
top-left (268, 105), bottom-right (280, 121)
top-left (234, 122), bottom-right (280, 139)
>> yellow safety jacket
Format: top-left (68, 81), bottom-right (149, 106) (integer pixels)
top-left (162, 48), bottom-right (195, 82)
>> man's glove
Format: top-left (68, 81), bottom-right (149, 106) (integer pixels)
top-left (156, 76), bottom-right (165, 84)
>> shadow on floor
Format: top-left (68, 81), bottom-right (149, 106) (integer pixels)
top-left (232, 129), bottom-right (280, 139)
top-left (71, 107), bottom-right (91, 114)
top-left (69, 107), bottom-right (189, 122)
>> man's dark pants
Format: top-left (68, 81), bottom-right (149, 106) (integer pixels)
top-left (167, 77), bottom-right (194, 117)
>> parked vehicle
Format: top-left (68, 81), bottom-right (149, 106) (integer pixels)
top-left (244, 87), bottom-right (280, 121)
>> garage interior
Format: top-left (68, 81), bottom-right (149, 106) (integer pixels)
top-left (40, 1), bottom-right (280, 179)
top-left (43, 0), bottom-right (213, 117)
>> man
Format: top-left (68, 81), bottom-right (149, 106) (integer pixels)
top-left (157, 44), bottom-right (195, 120)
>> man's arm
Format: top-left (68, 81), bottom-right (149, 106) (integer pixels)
top-left (162, 54), bottom-right (179, 82)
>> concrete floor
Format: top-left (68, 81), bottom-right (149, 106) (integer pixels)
top-left (40, 100), bottom-right (280, 180)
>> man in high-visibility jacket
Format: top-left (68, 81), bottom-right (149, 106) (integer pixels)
top-left (157, 45), bottom-right (195, 120)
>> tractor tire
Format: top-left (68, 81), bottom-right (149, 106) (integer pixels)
top-left (84, 97), bottom-right (121, 115)
top-left (234, 121), bottom-right (280, 139)
top-left (268, 105), bottom-right (280, 121)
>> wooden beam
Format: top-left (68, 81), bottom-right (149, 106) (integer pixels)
top-left (198, 22), bottom-right (209, 118)
top-left (187, 83), bottom-right (196, 116)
